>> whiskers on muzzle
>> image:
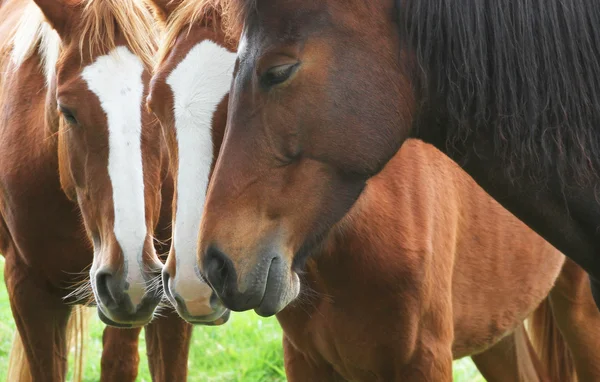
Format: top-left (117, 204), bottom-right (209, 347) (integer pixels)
top-left (145, 272), bottom-right (164, 298)
top-left (64, 279), bottom-right (96, 306)
top-left (63, 265), bottom-right (166, 308)
top-left (63, 267), bottom-right (96, 306)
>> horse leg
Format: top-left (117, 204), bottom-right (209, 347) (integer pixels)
top-left (144, 308), bottom-right (193, 382)
top-left (397, 339), bottom-right (453, 381)
top-left (547, 258), bottom-right (600, 380)
top-left (282, 335), bottom-right (346, 381)
top-left (471, 325), bottom-right (549, 382)
top-left (100, 326), bottom-right (142, 382)
top-left (4, 258), bottom-right (71, 382)
top-left (588, 273), bottom-right (600, 310)
top-left (396, 299), bottom-right (453, 381)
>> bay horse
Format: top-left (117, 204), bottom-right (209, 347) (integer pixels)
top-left (0, 0), bottom-right (199, 380)
top-left (190, 0), bottom-right (600, 310)
top-left (148, 3), bottom-right (600, 380)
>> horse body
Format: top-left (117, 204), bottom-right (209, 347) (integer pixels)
top-left (0, 0), bottom-right (192, 380)
top-left (275, 139), bottom-right (565, 380)
top-left (439, 139), bottom-right (600, 306)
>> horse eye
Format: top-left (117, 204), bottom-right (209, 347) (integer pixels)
top-left (261, 63), bottom-right (299, 88)
top-left (59, 105), bottom-right (78, 125)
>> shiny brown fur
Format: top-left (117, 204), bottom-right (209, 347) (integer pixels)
top-left (0, 0), bottom-right (192, 380)
top-left (193, 0), bottom-right (600, 313)
top-left (274, 139), bottom-right (566, 381)
top-left (149, 4), bottom-right (600, 379)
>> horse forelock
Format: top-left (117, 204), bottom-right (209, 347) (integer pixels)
top-left (156, 0), bottom-right (245, 67)
top-left (400, 0), bottom-right (600, 187)
top-left (77, 0), bottom-right (158, 69)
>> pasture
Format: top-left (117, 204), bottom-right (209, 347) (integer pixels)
top-left (0, 258), bottom-right (484, 381)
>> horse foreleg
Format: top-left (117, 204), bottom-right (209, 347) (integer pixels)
top-left (282, 335), bottom-right (346, 382)
top-left (547, 258), bottom-right (600, 381)
top-left (471, 325), bottom-right (549, 382)
top-left (144, 308), bottom-right (193, 382)
top-left (4, 258), bottom-right (71, 382)
top-left (100, 326), bottom-right (142, 382)
top-left (396, 340), bottom-right (453, 381)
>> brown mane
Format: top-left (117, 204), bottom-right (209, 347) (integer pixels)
top-left (156, 0), bottom-right (244, 66)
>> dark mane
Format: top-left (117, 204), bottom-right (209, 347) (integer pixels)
top-left (225, 0), bottom-right (600, 186)
top-left (401, 0), bottom-right (600, 187)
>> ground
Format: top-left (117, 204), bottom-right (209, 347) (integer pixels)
top-left (0, 258), bottom-right (484, 381)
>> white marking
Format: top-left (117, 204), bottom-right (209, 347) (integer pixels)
top-left (167, 40), bottom-right (236, 296)
top-left (82, 47), bottom-right (147, 307)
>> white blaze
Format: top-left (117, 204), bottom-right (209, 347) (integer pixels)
top-left (82, 46), bottom-right (147, 307)
top-left (167, 40), bottom-right (236, 298)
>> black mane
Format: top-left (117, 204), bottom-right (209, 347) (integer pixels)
top-left (401, 0), bottom-right (600, 186)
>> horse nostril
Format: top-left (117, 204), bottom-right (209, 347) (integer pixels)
top-left (95, 270), bottom-right (120, 310)
top-left (162, 267), bottom-right (174, 302)
top-left (203, 245), bottom-right (235, 296)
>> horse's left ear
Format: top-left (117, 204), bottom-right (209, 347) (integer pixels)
top-left (33, 0), bottom-right (77, 37)
top-left (146, 0), bottom-right (183, 22)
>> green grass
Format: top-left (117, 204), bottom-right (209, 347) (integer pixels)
top-left (0, 257), bottom-right (484, 381)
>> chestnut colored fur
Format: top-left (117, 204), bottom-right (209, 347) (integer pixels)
top-left (275, 140), bottom-right (579, 380)
top-left (0, 0), bottom-right (191, 380)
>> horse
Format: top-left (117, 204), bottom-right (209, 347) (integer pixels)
top-left (148, 3), bottom-right (600, 380)
top-left (180, 0), bottom-right (600, 310)
top-left (147, 0), bottom-right (232, 325)
top-left (0, 0), bottom-right (196, 380)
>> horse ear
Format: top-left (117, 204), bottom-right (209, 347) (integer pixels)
top-left (33, 0), bottom-right (76, 37)
top-left (147, 0), bottom-right (182, 22)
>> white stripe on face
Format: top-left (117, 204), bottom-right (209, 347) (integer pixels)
top-left (167, 40), bottom-right (236, 298)
top-left (82, 46), bottom-right (147, 307)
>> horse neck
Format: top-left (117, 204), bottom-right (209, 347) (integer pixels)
top-left (2, 52), bottom-right (54, 143)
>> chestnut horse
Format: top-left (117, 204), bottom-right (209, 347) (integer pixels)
top-left (0, 0), bottom-right (193, 380)
top-left (149, 3), bottom-right (600, 380)
top-left (189, 0), bottom-right (600, 309)
top-left (147, 0), bottom-right (232, 325)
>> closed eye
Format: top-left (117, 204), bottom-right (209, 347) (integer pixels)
top-left (261, 63), bottom-right (300, 88)
top-left (59, 105), bottom-right (78, 125)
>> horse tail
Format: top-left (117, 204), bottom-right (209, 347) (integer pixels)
top-left (6, 330), bottom-right (32, 382)
top-left (528, 297), bottom-right (577, 382)
top-left (65, 305), bottom-right (91, 382)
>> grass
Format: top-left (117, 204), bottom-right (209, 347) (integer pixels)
top-left (0, 257), bottom-right (484, 381)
